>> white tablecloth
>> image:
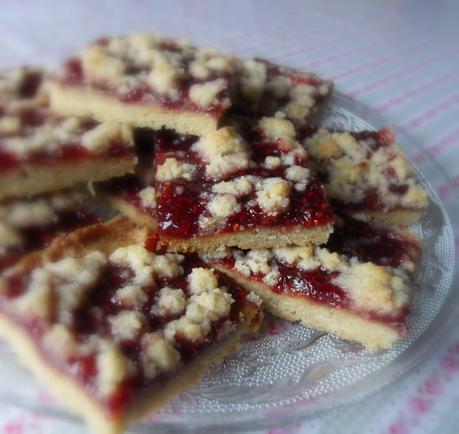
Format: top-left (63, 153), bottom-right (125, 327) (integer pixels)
top-left (1, 1), bottom-right (459, 433)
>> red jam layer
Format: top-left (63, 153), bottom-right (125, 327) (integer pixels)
top-left (153, 129), bottom-right (334, 239)
top-left (326, 213), bottom-right (420, 268)
top-left (219, 255), bottom-right (406, 332)
top-left (0, 209), bottom-right (100, 271)
top-left (1, 253), bottom-right (254, 415)
top-left (57, 48), bottom-right (234, 119)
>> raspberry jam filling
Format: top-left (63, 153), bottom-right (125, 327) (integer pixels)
top-left (153, 129), bottom-right (334, 239)
top-left (0, 209), bottom-right (100, 271)
top-left (1, 253), bottom-right (255, 414)
top-left (326, 213), bottom-right (420, 268)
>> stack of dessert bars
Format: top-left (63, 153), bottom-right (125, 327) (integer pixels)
top-left (0, 33), bottom-right (427, 434)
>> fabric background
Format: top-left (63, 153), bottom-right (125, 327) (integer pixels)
top-left (1, 1), bottom-right (459, 433)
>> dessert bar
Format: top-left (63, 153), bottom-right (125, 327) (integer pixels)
top-left (0, 218), bottom-right (262, 434)
top-left (101, 117), bottom-right (334, 251)
top-left (49, 33), bottom-right (239, 136)
top-left (0, 68), bottom-right (137, 200)
top-left (206, 216), bottom-right (419, 348)
top-left (303, 128), bottom-right (428, 225)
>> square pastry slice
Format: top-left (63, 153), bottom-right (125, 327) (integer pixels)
top-left (237, 59), bottom-right (333, 126)
top-left (0, 68), bottom-right (137, 200)
top-left (49, 33), bottom-right (239, 136)
top-left (101, 117), bottom-right (335, 251)
top-left (0, 218), bottom-right (262, 434)
top-left (206, 216), bottom-right (419, 349)
top-left (302, 128), bottom-right (428, 226)
top-left (0, 190), bottom-right (99, 271)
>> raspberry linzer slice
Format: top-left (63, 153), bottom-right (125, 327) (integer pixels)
top-left (0, 190), bottom-right (99, 271)
top-left (302, 128), bottom-right (428, 226)
top-left (237, 58), bottom-right (333, 126)
top-left (206, 215), bottom-right (418, 349)
top-left (48, 33), bottom-right (239, 136)
top-left (102, 117), bottom-right (335, 251)
top-left (207, 248), bottom-right (411, 349)
top-left (0, 217), bottom-right (262, 434)
top-left (0, 68), bottom-right (137, 200)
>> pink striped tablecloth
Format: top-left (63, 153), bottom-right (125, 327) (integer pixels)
top-left (1, 1), bottom-right (459, 433)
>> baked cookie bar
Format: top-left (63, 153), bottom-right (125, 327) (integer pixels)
top-left (0, 218), bottom-right (262, 434)
top-left (0, 68), bottom-right (137, 200)
top-left (101, 117), bottom-right (334, 251)
top-left (303, 128), bottom-right (428, 226)
top-left (49, 33), bottom-right (238, 136)
top-left (206, 215), bottom-right (419, 349)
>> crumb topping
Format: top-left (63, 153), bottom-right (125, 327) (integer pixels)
top-left (191, 127), bottom-right (249, 180)
top-left (187, 268), bottom-right (219, 294)
top-left (259, 116), bottom-right (296, 141)
top-left (155, 157), bottom-right (197, 181)
top-left (97, 345), bottom-right (134, 397)
top-left (189, 79), bottom-right (228, 108)
top-left (138, 186), bottom-right (156, 209)
top-left (113, 284), bottom-right (148, 310)
top-left (304, 129), bottom-right (428, 211)
top-left (140, 332), bottom-right (180, 379)
top-left (153, 286), bottom-right (187, 316)
top-left (109, 245), bottom-right (157, 286)
top-left (109, 310), bottom-right (147, 342)
top-left (211, 176), bottom-right (254, 196)
top-left (255, 178), bottom-right (290, 215)
top-left (207, 194), bottom-right (241, 219)
top-left (81, 122), bottom-right (132, 154)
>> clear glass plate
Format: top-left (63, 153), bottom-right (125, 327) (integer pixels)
top-left (0, 92), bottom-right (455, 433)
